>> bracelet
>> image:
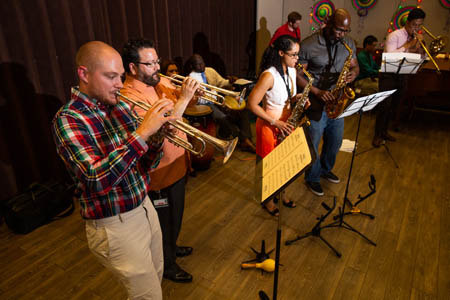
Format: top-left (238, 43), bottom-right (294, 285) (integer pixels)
top-left (270, 119), bottom-right (276, 126)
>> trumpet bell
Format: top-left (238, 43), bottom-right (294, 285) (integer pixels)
top-left (115, 91), bottom-right (237, 163)
top-left (222, 137), bottom-right (238, 164)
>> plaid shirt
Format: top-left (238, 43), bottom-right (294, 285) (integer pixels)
top-left (52, 87), bottom-right (163, 219)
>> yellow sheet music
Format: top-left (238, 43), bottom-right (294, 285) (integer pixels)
top-left (261, 127), bottom-right (312, 202)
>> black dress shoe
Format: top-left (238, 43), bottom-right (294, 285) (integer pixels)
top-left (176, 246), bottom-right (193, 257)
top-left (382, 132), bottom-right (396, 142)
top-left (163, 265), bottom-right (193, 283)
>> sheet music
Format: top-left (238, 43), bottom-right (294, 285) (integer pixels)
top-left (381, 53), bottom-right (423, 74)
top-left (337, 89), bottom-right (397, 119)
top-left (261, 127), bottom-right (312, 201)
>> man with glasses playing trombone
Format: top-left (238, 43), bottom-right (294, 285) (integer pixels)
top-left (372, 8), bottom-right (426, 147)
top-left (120, 37), bottom-right (200, 283)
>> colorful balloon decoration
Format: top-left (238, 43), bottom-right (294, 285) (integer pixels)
top-left (312, 0), bottom-right (335, 24)
top-left (439, 0), bottom-right (450, 9)
top-left (391, 6), bottom-right (416, 30)
top-left (352, 0), bottom-right (378, 17)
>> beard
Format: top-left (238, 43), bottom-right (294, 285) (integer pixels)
top-left (142, 71), bottom-right (161, 87)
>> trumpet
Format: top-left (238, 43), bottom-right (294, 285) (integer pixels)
top-left (158, 73), bottom-right (246, 106)
top-left (116, 91), bottom-right (238, 164)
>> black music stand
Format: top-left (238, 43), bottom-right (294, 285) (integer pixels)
top-left (285, 91), bottom-right (394, 257)
top-left (285, 197), bottom-right (342, 257)
top-left (380, 52), bottom-right (424, 75)
top-left (255, 125), bottom-right (316, 300)
top-left (355, 53), bottom-right (425, 168)
top-left (330, 91), bottom-right (394, 232)
top-left (356, 139), bottom-right (400, 169)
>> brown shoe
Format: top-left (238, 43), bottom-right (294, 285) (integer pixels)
top-left (372, 136), bottom-right (384, 148)
top-left (239, 138), bottom-right (256, 153)
top-left (382, 132), bottom-right (396, 142)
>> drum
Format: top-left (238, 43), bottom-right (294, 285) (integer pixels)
top-left (183, 105), bottom-right (216, 170)
top-left (224, 95), bottom-right (246, 111)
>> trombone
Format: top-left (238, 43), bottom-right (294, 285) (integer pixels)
top-left (421, 26), bottom-right (448, 56)
top-left (159, 73), bottom-right (246, 106)
top-left (116, 91), bottom-right (238, 164)
top-left (415, 26), bottom-right (448, 74)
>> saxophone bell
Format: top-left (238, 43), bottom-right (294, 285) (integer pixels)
top-left (326, 39), bottom-right (356, 119)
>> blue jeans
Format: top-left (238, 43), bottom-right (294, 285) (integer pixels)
top-left (305, 110), bottom-right (344, 183)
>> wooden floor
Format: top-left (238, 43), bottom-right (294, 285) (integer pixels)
top-left (1, 110), bottom-right (449, 300)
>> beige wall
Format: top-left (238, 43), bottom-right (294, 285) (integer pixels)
top-left (255, 0), bottom-right (283, 74)
top-left (256, 0), bottom-right (449, 67)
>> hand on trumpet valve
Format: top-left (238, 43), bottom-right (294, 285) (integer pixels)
top-left (191, 89), bottom-right (206, 105)
top-left (136, 98), bottom-right (176, 141)
top-left (160, 123), bottom-right (178, 136)
top-left (179, 76), bottom-right (201, 103)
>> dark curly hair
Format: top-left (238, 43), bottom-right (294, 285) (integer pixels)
top-left (407, 8), bottom-right (425, 22)
top-left (259, 35), bottom-right (298, 78)
top-left (122, 38), bottom-right (155, 73)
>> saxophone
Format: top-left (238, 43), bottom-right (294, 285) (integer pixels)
top-left (326, 39), bottom-right (356, 119)
top-left (277, 64), bottom-right (313, 143)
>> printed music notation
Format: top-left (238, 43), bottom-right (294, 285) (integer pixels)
top-left (261, 127), bottom-right (312, 202)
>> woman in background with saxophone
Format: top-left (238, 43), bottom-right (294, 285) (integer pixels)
top-left (297, 8), bottom-right (359, 197)
top-left (248, 35), bottom-right (300, 216)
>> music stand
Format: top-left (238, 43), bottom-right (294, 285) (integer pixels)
top-left (285, 91), bottom-right (395, 257)
top-left (285, 196), bottom-right (342, 257)
top-left (381, 52), bottom-right (424, 75)
top-left (357, 53), bottom-right (425, 167)
top-left (330, 91), bottom-right (395, 228)
top-left (255, 125), bottom-right (315, 300)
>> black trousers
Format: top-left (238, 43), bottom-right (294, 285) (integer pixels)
top-left (375, 73), bottom-right (408, 137)
top-left (149, 176), bottom-right (186, 273)
top-left (216, 108), bottom-right (252, 140)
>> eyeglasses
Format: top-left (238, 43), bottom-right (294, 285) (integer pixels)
top-left (334, 27), bottom-right (351, 33)
top-left (285, 52), bottom-right (299, 58)
top-left (136, 58), bottom-right (161, 68)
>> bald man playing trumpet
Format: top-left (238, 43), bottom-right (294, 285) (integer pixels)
top-left (52, 41), bottom-right (176, 299)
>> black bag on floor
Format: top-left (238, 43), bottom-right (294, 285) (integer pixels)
top-left (1, 181), bottom-right (75, 234)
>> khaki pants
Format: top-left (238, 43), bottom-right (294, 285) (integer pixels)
top-left (85, 196), bottom-right (163, 300)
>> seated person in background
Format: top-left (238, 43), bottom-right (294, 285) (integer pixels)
top-left (354, 35), bottom-right (380, 95)
top-left (161, 59), bottom-right (180, 77)
top-left (186, 54), bottom-right (256, 153)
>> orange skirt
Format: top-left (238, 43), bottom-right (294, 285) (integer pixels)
top-left (256, 118), bottom-right (279, 158)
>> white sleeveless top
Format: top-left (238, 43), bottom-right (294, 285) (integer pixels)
top-left (263, 66), bottom-right (297, 111)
